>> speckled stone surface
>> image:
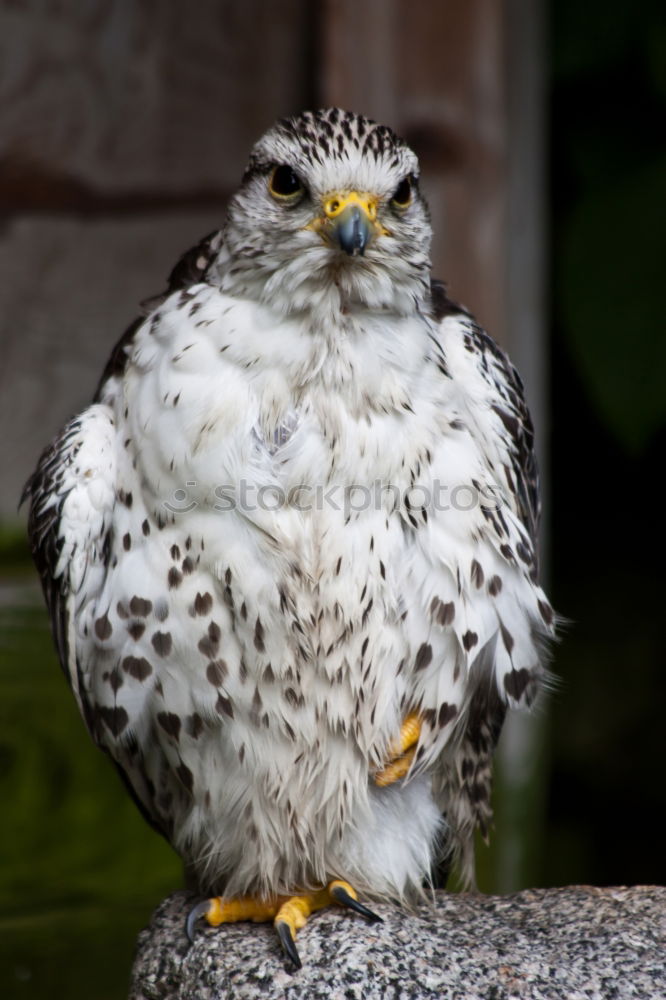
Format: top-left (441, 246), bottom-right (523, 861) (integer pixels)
top-left (128, 886), bottom-right (666, 999)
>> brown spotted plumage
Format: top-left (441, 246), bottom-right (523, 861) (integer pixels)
top-left (23, 110), bottom-right (555, 938)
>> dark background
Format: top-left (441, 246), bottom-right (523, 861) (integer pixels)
top-left (547, 0), bottom-right (666, 888)
top-left (0, 1), bottom-right (664, 997)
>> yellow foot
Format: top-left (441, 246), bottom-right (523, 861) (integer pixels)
top-left (374, 712), bottom-right (422, 787)
top-left (274, 879), bottom-right (381, 968)
top-left (185, 894), bottom-right (281, 945)
top-left (186, 879), bottom-right (381, 969)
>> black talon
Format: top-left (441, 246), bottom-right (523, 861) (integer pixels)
top-left (186, 899), bottom-right (212, 944)
top-left (331, 884), bottom-right (383, 923)
top-left (276, 920), bottom-right (302, 969)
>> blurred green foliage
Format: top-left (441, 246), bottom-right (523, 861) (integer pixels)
top-left (553, 0), bottom-right (666, 451)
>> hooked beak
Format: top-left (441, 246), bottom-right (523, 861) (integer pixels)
top-left (306, 191), bottom-right (389, 257)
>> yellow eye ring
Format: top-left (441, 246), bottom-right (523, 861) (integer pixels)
top-left (390, 176), bottom-right (413, 210)
top-left (269, 165), bottom-right (305, 201)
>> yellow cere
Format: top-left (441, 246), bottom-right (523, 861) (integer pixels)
top-left (323, 191), bottom-right (379, 221)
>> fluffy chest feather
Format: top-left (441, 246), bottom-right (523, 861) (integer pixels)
top-left (97, 290), bottom-right (444, 755)
top-left (122, 286), bottom-right (445, 529)
top-left (90, 285), bottom-right (545, 841)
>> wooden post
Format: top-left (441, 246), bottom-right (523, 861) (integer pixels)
top-left (494, 0), bottom-right (549, 893)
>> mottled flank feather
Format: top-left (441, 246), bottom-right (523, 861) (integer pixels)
top-left (24, 108), bottom-right (555, 903)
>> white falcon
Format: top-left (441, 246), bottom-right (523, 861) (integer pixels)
top-left (25, 108), bottom-right (555, 967)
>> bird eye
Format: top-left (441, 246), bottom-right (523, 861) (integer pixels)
top-left (391, 176), bottom-right (413, 209)
top-left (269, 165), bottom-right (304, 201)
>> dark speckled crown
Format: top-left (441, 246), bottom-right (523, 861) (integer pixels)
top-left (245, 108), bottom-right (413, 178)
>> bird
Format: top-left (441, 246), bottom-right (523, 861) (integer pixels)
top-left (24, 108), bottom-right (555, 969)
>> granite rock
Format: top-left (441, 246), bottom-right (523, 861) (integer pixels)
top-left (128, 886), bottom-right (666, 1000)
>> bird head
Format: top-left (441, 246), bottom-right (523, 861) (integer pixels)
top-left (219, 109), bottom-right (433, 318)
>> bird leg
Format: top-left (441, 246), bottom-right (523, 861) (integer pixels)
top-left (374, 712), bottom-right (422, 787)
top-left (186, 879), bottom-right (381, 969)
